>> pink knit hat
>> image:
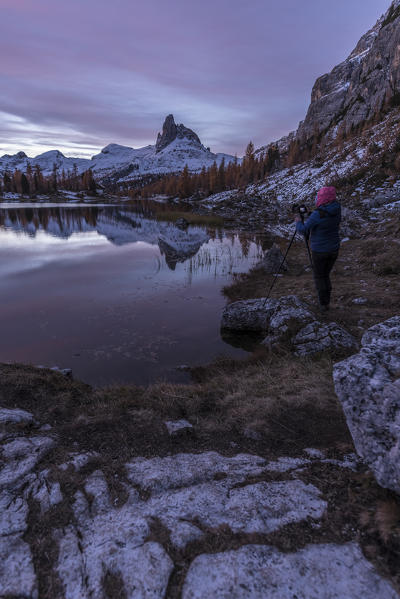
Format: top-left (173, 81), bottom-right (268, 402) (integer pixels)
top-left (316, 186), bottom-right (336, 207)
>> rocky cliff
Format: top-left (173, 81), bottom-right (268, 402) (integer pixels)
top-left (296, 0), bottom-right (400, 143)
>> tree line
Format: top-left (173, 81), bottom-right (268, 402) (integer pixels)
top-left (129, 142), bottom-right (281, 199)
top-left (1, 163), bottom-right (97, 196)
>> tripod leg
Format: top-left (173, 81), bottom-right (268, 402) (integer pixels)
top-left (305, 238), bottom-right (314, 271)
top-left (263, 229), bottom-right (297, 305)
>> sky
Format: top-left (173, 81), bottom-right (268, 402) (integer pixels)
top-left (0, 0), bottom-right (391, 158)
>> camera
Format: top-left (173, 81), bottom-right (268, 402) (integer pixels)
top-left (291, 203), bottom-right (308, 216)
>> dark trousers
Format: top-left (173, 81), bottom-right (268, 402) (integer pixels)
top-left (312, 250), bottom-right (339, 306)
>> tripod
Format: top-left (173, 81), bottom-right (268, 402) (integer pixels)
top-left (263, 219), bottom-right (314, 305)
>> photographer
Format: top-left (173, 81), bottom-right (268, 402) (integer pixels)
top-left (295, 186), bottom-right (341, 312)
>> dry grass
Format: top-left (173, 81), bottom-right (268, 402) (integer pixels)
top-left (361, 240), bottom-right (400, 276)
top-left (0, 348), bottom-right (349, 466)
top-left (375, 500), bottom-right (400, 544)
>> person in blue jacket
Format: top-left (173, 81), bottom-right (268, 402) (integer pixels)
top-left (295, 186), bottom-right (341, 311)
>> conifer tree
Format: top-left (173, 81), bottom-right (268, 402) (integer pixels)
top-left (244, 141), bottom-right (255, 182)
top-left (208, 161), bottom-right (218, 194)
top-left (21, 173), bottom-right (30, 196)
top-left (217, 158), bottom-right (225, 190)
top-left (177, 165), bottom-right (191, 198)
top-left (3, 171), bottom-right (12, 193)
top-left (52, 163), bottom-right (58, 192)
top-left (34, 165), bottom-right (44, 193)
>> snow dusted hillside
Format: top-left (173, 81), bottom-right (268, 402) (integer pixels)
top-left (195, 106), bottom-right (400, 237)
top-left (0, 150), bottom-right (89, 179)
top-left (0, 115), bottom-right (236, 184)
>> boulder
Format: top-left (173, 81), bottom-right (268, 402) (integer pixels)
top-left (293, 321), bottom-right (358, 356)
top-left (221, 295), bottom-right (313, 335)
top-left (257, 243), bottom-right (287, 274)
top-left (221, 298), bottom-right (278, 332)
top-left (333, 316), bottom-right (400, 494)
top-left (0, 408), bottom-right (36, 428)
top-left (222, 295), bottom-right (357, 357)
top-left (164, 419), bottom-right (193, 436)
top-left (267, 295), bottom-right (315, 338)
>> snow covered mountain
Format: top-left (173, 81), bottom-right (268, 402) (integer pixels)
top-left (0, 115), bottom-right (236, 184)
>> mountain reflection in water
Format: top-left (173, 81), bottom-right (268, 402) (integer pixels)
top-left (0, 204), bottom-right (267, 385)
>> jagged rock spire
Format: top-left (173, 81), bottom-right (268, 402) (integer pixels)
top-left (156, 115), bottom-right (177, 152)
top-left (155, 114), bottom-right (202, 153)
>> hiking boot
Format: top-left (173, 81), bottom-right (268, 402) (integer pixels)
top-left (319, 304), bottom-right (329, 313)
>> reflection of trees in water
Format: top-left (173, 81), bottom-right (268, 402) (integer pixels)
top-left (0, 206), bottom-right (136, 237)
top-left (184, 234), bottom-right (264, 283)
top-left (0, 207), bottom-right (274, 280)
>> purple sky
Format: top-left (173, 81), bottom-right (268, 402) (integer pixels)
top-left (0, 0), bottom-right (391, 158)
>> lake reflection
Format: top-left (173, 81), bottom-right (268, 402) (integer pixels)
top-left (0, 204), bottom-right (266, 385)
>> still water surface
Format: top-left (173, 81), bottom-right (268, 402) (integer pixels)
top-left (0, 203), bottom-right (267, 385)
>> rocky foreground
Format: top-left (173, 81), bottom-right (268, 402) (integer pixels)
top-left (1, 312), bottom-right (399, 598)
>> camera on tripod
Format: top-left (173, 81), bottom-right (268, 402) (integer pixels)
top-left (291, 203), bottom-right (308, 217)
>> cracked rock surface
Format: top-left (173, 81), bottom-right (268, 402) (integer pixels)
top-left (0, 419), bottom-right (55, 598)
top-left (0, 405), bottom-right (398, 598)
top-left (333, 316), bottom-right (400, 494)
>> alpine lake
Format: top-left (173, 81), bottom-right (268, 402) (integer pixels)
top-left (0, 201), bottom-right (269, 386)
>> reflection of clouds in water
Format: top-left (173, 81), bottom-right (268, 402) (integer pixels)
top-left (0, 230), bottom-right (109, 277)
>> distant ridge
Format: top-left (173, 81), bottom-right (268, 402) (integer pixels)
top-left (0, 115), bottom-right (236, 185)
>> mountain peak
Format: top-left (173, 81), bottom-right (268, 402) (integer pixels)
top-left (37, 150), bottom-right (66, 159)
top-left (155, 114), bottom-right (202, 153)
top-left (100, 143), bottom-right (133, 155)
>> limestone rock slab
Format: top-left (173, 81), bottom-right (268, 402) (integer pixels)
top-left (125, 452), bottom-right (267, 494)
top-left (0, 407), bottom-right (36, 428)
top-left (0, 534), bottom-right (37, 599)
top-left (58, 527), bottom-right (173, 599)
top-left (0, 436), bottom-right (54, 489)
top-left (182, 543), bottom-right (399, 599)
top-left (333, 316), bottom-right (400, 493)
